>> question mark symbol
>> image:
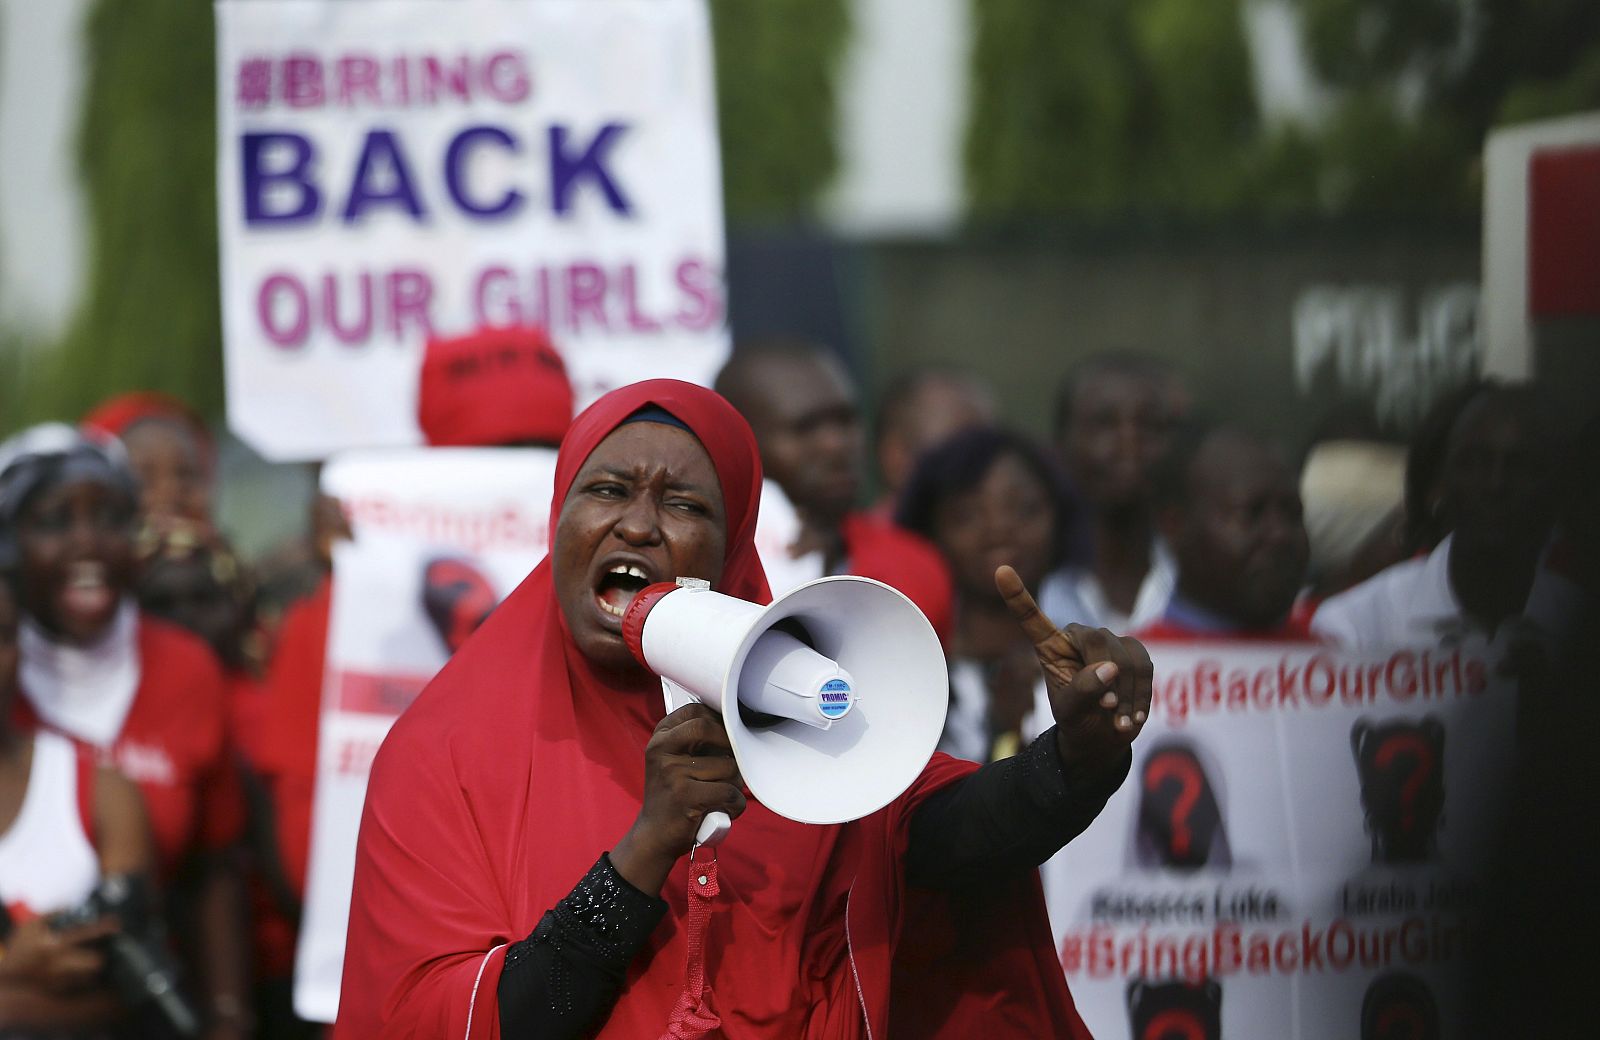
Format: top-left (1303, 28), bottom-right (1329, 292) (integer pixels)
top-left (1375, 733), bottom-right (1434, 833)
top-left (1144, 751), bottom-right (1203, 859)
top-left (1143, 1008), bottom-right (1206, 1040)
top-left (1375, 1003), bottom-right (1425, 1040)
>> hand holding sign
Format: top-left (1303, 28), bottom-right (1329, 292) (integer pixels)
top-left (995, 564), bottom-right (1152, 775)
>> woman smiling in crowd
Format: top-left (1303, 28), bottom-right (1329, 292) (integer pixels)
top-left (0, 424), bottom-right (252, 1039)
top-left (0, 566), bottom-right (157, 1034)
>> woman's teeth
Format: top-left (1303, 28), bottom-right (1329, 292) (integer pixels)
top-left (62, 563), bottom-right (113, 615)
top-left (597, 564), bottom-right (650, 617)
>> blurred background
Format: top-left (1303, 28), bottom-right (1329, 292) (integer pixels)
top-left (1, 0), bottom-right (1597, 557)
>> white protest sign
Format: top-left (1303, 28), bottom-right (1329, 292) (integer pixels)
top-left (295, 447), bottom-right (557, 1021)
top-left (216, 0), bottom-right (727, 460)
top-left (1043, 641), bottom-right (1517, 1039)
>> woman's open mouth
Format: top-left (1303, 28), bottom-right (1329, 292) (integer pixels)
top-left (595, 564), bottom-right (651, 618)
top-left (59, 561), bottom-right (114, 619)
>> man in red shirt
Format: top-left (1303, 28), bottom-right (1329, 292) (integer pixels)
top-left (1138, 427), bottom-right (1312, 643)
top-left (714, 344), bottom-right (955, 642)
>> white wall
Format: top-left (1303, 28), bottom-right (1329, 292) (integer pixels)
top-left (826, 0), bottom-right (969, 236)
top-left (1241, 0), bottom-right (1327, 126)
top-left (0, 0), bottom-right (89, 344)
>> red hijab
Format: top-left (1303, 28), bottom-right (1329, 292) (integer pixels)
top-left (335, 380), bottom-right (1086, 1039)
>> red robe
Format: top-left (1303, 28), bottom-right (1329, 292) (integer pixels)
top-left (257, 578), bottom-right (332, 898)
top-left (335, 380), bottom-right (1087, 1039)
top-left (240, 578), bottom-right (333, 979)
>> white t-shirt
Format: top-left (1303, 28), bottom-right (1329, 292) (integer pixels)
top-left (1038, 539), bottom-right (1176, 633)
top-left (1312, 534), bottom-right (1581, 652)
top-left (0, 731), bottom-right (100, 918)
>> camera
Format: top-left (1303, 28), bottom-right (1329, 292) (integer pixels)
top-left (45, 874), bottom-right (200, 1038)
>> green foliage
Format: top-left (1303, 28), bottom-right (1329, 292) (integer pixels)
top-left (38, 0), bottom-right (221, 425)
top-left (2, 0), bottom-right (850, 434)
top-left (966, 0), bottom-right (1600, 221)
top-left (0, 332), bottom-right (42, 435)
top-left (1497, 45), bottom-right (1600, 125)
top-left (1291, 0), bottom-right (1600, 214)
top-left (966, 0), bottom-right (1263, 218)
top-left (708, 0), bottom-right (850, 222)
top-left (965, 0), bottom-right (1138, 214)
top-left (1310, 91), bottom-right (1475, 213)
top-left (1298, 0), bottom-right (1460, 87)
top-left (1460, 0), bottom-right (1600, 130)
top-left (1130, 0), bottom-right (1262, 212)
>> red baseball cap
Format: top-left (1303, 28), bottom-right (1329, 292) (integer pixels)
top-left (417, 326), bottom-right (575, 447)
top-left (82, 391), bottom-right (215, 472)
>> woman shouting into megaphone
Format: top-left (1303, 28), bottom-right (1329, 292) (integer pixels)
top-left (336, 380), bottom-right (1151, 1040)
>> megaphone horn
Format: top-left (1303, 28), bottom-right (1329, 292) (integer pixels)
top-left (621, 575), bottom-right (949, 842)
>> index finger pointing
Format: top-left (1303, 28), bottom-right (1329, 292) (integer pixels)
top-left (996, 565), bottom-right (1060, 647)
top-left (1126, 635), bottom-right (1154, 722)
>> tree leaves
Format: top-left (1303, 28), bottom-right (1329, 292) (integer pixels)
top-left (966, 0), bottom-right (1600, 222)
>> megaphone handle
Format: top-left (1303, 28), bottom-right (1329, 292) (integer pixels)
top-left (695, 811), bottom-right (731, 849)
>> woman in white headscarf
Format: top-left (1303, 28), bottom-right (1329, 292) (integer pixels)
top-left (0, 424), bottom-right (251, 1039)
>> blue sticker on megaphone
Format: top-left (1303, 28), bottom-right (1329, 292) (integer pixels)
top-left (818, 678), bottom-right (853, 720)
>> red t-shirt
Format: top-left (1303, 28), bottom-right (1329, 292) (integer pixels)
top-left (256, 579), bottom-right (331, 897)
top-left (226, 669), bottom-right (271, 771)
top-left (841, 512), bottom-right (955, 646)
top-left (14, 616), bottom-right (246, 877)
top-left (225, 626), bottom-right (301, 980)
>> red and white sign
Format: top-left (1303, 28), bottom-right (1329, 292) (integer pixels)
top-left (1042, 642), bottom-right (1517, 1039)
top-left (1481, 110), bottom-right (1600, 380)
top-left (294, 447), bottom-right (557, 1021)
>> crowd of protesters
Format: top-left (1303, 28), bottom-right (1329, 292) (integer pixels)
top-left (0, 328), bottom-right (1592, 1037)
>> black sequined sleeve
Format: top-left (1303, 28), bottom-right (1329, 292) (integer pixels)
top-left (497, 852), bottom-right (667, 1038)
top-left (905, 726), bottom-right (1131, 889)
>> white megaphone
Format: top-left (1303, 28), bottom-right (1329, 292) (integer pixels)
top-left (621, 575), bottom-right (948, 847)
